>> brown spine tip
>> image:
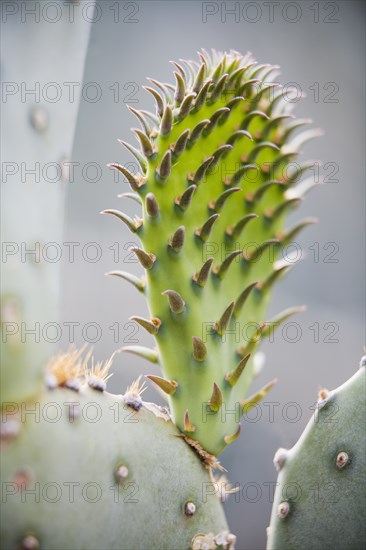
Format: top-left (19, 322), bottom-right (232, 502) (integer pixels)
top-left (208, 382), bottom-right (223, 412)
top-left (161, 104), bottom-right (173, 135)
top-left (224, 423), bottom-right (242, 445)
top-left (145, 193), bottom-right (160, 218)
top-left (184, 409), bottom-right (196, 432)
top-left (131, 247), bottom-right (156, 270)
top-left (130, 316), bottom-right (161, 335)
top-left (193, 257), bottom-right (214, 287)
top-left (226, 354), bottom-right (251, 387)
top-left (192, 336), bottom-right (207, 362)
top-left (169, 226), bottom-right (185, 252)
top-left (195, 213), bottom-right (220, 242)
top-left (175, 184), bottom-right (197, 211)
top-left (213, 301), bottom-right (235, 336)
top-left (146, 375), bottom-right (178, 395)
top-left (162, 290), bottom-right (185, 314)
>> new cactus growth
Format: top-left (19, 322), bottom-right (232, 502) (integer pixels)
top-left (105, 49), bottom-right (319, 456)
top-left (267, 357), bottom-right (366, 550)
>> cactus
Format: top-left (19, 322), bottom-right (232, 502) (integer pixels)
top-left (1, 350), bottom-right (234, 550)
top-left (104, 49), bottom-right (320, 456)
top-left (266, 357), bottom-right (366, 550)
top-left (1, 48), bottom-right (322, 549)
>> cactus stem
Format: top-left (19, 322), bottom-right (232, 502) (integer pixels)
top-left (162, 290), bottom-right (186, 314)
top-left (224, 423), bottom-right (241, 445)
top-left (192, 257), bottom-right (214, 287)
top-left (130, 316), bottom-right (161, 335)
top-left (225, 354), bottom-right (250, 387)
top-left (208, 383), bottom-right (223, 412)
top-left (213, 301), bottom-right (235, 336)
top-left (192, 336), bottom-right (207, 362)
top-left (130, 247), bottom-right (156, 270)
top-left (184, 410), bottom-right (196, 433)
top-left (106, 271), bottom-right (145, 293)
top-left (146, 375), bottom-right (178, 395)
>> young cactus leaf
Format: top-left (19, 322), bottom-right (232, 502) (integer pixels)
top-left (106, 49), bottom-right (320, 456)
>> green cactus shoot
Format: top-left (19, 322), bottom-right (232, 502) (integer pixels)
top-left (104, 49), bottom-right (320, 456)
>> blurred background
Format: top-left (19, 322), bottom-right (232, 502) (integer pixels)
top-left (2, 1), bottom-right (365, 548)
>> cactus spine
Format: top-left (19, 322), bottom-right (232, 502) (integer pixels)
top-left (267, 358), bottom-right (366, 550)
top-left (106, 49), bottom-right (320, 456)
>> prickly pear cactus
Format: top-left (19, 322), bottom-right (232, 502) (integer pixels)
top-left (1, 350), bottom-right (233, 550)
top-left (266, 357), bottom-right (366, 550)
top-left (105, 49), bottom-right (320, 456)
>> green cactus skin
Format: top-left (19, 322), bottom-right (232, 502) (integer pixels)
top-left (1, 373), bottom-right (233, 550)
top-left (105, 49), bottom-right (320, 456)
top-left (266, 358), bottom-right (366, 550)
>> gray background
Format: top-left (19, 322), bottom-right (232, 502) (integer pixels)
top-left (3, 1), bottom-right (363, 549)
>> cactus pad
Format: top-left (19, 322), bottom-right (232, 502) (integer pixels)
top-left (266, 358), bottom-right (366, 549)
top-left (105, 49), bottom-right (319, 456)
